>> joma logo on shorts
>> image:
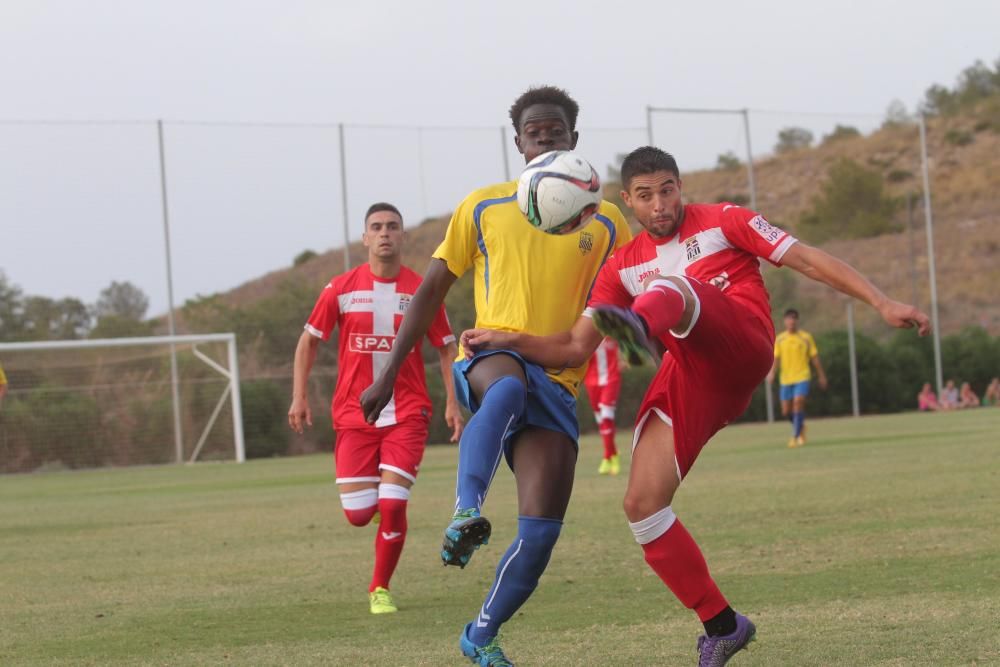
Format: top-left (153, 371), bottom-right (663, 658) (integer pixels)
top-left (349, 334), bottom-right (395, 353)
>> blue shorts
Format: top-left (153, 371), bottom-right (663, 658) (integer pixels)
top-left (453, 350), bottom-right (579, 469)
top-left (779, 380), bottom-right (811, 401)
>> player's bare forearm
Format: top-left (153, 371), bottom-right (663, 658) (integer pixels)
top-left (292, 331), bottom-right (320, 399)
top-left (289, 331), bottom-right (320, 433)
top-left (386, 259), bottom-right (457, 378)
top-left (361, 259), bottom-right (457, 424)
top-left (462, 316), bottom-right (602, 369)
top-left (782, 243), bottom-right (931, 334)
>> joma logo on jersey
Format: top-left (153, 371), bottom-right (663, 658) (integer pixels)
top-left (748, 215), bottom-right (782, 244)
top-left (350, 297), bottom-right (374, 305)
top-left (579, 231), bottom-right (594, 255)
top-left (685, 236), bottom-right (702, 261)
top-left (349, 334), bottom-right (395, 353)
top-left (638, 268), bottom-right (662, 283)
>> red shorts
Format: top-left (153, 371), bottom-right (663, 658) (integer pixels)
top-left (333, 416), bottom-right (429, 485)
top-left (584, 379), bottom-right (621, 412)
top-left (634, 280), bottom-right (773, 478)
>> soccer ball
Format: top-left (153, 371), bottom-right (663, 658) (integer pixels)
top-left (517, 150), bottom-right (602, 235)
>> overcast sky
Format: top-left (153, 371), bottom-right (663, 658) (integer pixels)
top-left (2, 0), bottom-right (997, 317)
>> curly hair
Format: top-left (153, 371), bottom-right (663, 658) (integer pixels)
top-left (508, 85), bottom-right (580, 132)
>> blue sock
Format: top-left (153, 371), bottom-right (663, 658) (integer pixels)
top-left (793, 411), bottom-right (805, 438)
top-left (455, 375), bottom-right (526, 512)
top-left (468, 516), bottom-right (562, 645)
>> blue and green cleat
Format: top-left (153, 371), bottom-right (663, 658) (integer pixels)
top-left (460, 622), bottom-right (514, 666)
top-left (442, 508), bottom-right (491, 568)
top-left (591, 305), bottom-right (659, 367)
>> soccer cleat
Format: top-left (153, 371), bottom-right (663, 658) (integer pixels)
top-left (696, 613), bottom-right (756, 667)
top-left (368, 587), bottom-right (397, 614)
top-left (591, 305), bottom-right (659, 366)
top-left (796, 435), bottom-right (806, 447)
top-left (460, 622), bottom-right (515, 666)
top-left (442, 508), bottom-right (492, 568)
top-left (598, 457), bottom-right (612, 475)
top-left (609, 453), bottom-right (621, 475)
top-left (787, 437), bottom-right (798, 449)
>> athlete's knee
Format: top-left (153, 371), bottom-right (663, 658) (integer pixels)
top-left (340, 487), bottom-right (378, 526)
top-left (623, 487), bottom-right (675, 522)
top-left (515, 516), bottom-right (562, 564)
top-left (377, 483), bottom-right (410, 531)
top-left (480, 375), bottom-right (528, 417)
top-left (627, 505), bottom-right (677, 545)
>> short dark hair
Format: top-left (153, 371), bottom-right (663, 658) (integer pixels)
top-left (364, 202), bottom-right (402, 228)
top-left (620, 146), bottom-right (680, 189)
top-left (784, 308), bottom-right (800, 318)
top-left (508, 85), bottom-right (580, 132)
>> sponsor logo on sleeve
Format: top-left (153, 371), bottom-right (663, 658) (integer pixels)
top-left (349, 334), bottom-right (395, 353)
top-left (747, 215), bottom-right (783, 245)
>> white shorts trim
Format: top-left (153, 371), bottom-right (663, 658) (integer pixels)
top-left (632, 407), bottom-right (682, 482)
top-left (379, 463), bottom-right (417, 483)
top-left (335, 476), bottom-right (381, 484)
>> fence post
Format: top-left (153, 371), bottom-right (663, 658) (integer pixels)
top-left (338, 122), bottom-right (351, 272)
top-left (918, 113), bottom-right (943, 397)
top-left (847, 301), bottom-right (860, 417)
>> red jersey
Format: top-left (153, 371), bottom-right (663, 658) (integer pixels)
top-left (584, 337), bottom-right (621, 387)
top-left (588, 203), bottom-right (797, 338)
top-left (305, 264), bottom-right (455, 430)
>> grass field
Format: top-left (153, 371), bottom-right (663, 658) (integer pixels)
top-left (2, 409), bottom-right (999, 666)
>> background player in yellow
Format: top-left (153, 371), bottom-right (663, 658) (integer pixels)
top-left (768, 308), bottom-right (827, 447)
top-left (361, 85), bottom-right (631, 666)
top-left (0, 361), bottom-right (7, 410)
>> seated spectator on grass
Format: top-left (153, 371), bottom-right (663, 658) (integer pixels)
top-left (939, 379), bottom-right (959, 410)
top-left (917, 383), bottom-right (939, 412)
top-left (959, 382), bottom-right (979, 409)
top-left (981, 378), bottom-right (999, 407)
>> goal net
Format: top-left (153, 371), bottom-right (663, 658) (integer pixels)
top-left (0, 334), bottom-right (245, 474)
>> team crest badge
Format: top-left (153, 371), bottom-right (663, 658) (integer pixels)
top-left (579, 230), bottom-right (594, 255)
top-left (685, 236), bottom-right (702, 261)
top-left (398, 294), bottom-right (411, 312)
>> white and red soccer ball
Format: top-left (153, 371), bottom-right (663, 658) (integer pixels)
top-left (517, 150), bottom-right (602, 235)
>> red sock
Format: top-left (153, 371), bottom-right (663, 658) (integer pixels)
top-left (641, 518), bottom-right (729, 621)
top-left (599, 418), bottom-right (618, 458)
top-left (632, 279), bottom-right (686, 337)
top-left (370, 497), bottom-right (407, 592)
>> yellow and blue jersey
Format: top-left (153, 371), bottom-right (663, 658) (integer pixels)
top-left (433, 180), bottom-right (632, 395)
top-left (0, 363), bottom-right (6, 386)
top-left (774, 329), bottom-right (818, 386)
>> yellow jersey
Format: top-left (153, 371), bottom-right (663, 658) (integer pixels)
top-left (433, 181), bottom-right (632, 395)
top-left (0, 363), bottom-right (6, 386)
top-left (774, 330), bottom-right (818, 385)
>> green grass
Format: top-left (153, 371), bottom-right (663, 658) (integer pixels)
top-left (2, 409), bottom-right (999, 666)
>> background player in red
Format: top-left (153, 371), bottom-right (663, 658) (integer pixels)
top-left (583, 337), bottom-right (622, 475)
top-left (462, 146), bottom-right (930, 666)
top-left (288, 202), bottom-right (463, 615)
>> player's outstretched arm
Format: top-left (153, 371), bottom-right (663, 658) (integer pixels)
top-left (781, 243), bottom-right (931, 335)
top-left (288, 331), bottom-right (320, 434)
top-left (360, 259), bottom-right (458, 424)
top-left (437, 341), bottom-right (464, 442)
top-left (461, 315), bottom-right (603, 369)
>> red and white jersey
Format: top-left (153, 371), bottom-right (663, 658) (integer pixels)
top-left (305, 264), bottom-right (455, 430)
top-left (584, 337), bottom-right (621, 387)
top-left (588, 203), bottom-right (797, 337)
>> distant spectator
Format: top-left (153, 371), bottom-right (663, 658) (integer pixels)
top-left (0, 359), bottom-right (6, 409)
top-left (982, 378), bottom-right (1000, 407)
top-left (939, 379), bottom-right (959, 410)
top-left (917, 382), bottom-right (939, 412)
top-left (959, 382), bottom-right (979, 409)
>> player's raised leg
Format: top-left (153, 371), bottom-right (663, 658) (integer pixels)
top-left (460, 427), bottom-right (575, 665)
top-left (445, 353), bottom-right (528, 568)
top-left (625, 410), bottom-right (755, 666)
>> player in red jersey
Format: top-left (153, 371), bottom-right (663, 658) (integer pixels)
top-left (583, 337), bottom-right (622, 475)
top-left (288, 202), bottom-right (464, 615)
top-left (461, 147), bottom-right (930, 665)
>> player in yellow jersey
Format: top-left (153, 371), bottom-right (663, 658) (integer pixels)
top-left (0, 360), bottom-right (7, 409)
top-left (361, 85), bottom-right (631, 666)
top-left (767, 308), bottom-right (827, 447)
